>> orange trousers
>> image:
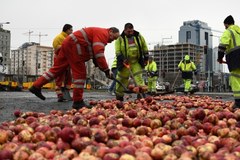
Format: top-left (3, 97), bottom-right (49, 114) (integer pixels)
top-left (33, 36), bottom-right (87, 102)
top-left (54, 55), bottom-right (72, 97)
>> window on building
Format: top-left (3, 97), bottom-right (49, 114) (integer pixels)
top-left (205, 32), bottom-right (209, 45)
top-left (186, 31), bottom-right (191, 42)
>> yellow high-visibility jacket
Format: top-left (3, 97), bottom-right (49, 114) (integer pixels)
top-left (178, 60), bottom-right (196, 79)
top-left (115, 30), bottom-right (148, 68)
top-left (52, 32), bottom-right (68, 52)
top-left (219, 25), bottom-right (240, 53)
top-left (219, 25), bottom-right (240, 71)
top-left (111, 57), bottom-right (117, 69)
top-left (145, 60), bottom-right (157, 77)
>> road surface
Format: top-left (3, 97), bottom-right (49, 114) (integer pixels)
top-left (0, 90), bottom-right (234, 123)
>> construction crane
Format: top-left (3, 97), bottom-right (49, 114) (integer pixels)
top-left (23, 30), bottom-right (34, 43)
top-left (32, 32), bottom-right (48, 44)
top-left (0, 22), bottom-right (10, 28)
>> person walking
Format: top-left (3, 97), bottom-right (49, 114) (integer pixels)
top-left (218, 15), bottom-right (240, 110)
top-left (108, 57), bottom-right (117, 96)
top-left (29, 27), bottom-right (120, 109)
top-left (178, 54), bottom-right (197, 95)
top-left (145, 56), bottom-right (158, 95)
top-left (115, 23), bottom-right (149, 101)
top-left (52, 24), bottom-right (73, 102)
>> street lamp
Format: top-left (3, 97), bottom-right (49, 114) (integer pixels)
top-left (0, 22), bottom-right (10, 28)
top-left (210, 34), bottom-right (221, 43)
top-left (210, 34), bottom-right (226, 92)
top-left (160, 36), bottom-right (172, 81)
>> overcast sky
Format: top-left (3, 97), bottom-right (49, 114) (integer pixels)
top-left (1, 0), bottom-right (239, 65)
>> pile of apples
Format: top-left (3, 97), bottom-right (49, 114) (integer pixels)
top-left (0, 95), bottom-right (240, 160)
top-left (128, 84), bottom-right (148, 93)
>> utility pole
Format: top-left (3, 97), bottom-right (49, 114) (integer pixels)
top-left (32, 32), bottom-right (48, 45)
top-left (23, 30), bottom-right (34, 43)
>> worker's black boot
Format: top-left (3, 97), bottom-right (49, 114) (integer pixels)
top-left (29, 86), bottom-right (46, 100)
top-left (147, 91), bottom-right (151, 95)
top-left (137, 93), bottom-right (146, 99)
top-left (57, 95), bottom-right (66, 102)
top-left (233, 99), bottom-right (240, 111)
top-left (190, 90), bottom-right (195, 95)
top-left (116, 95), bottom-right (124, 101)
top-left (151, 92), bottom-right (156, 96)
top-left (72, 100), bottom-right (91, 110)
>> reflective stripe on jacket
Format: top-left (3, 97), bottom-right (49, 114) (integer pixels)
top-left (219, 25), bottom-right (240, 71)
top-left (111, 57), bottom-right (117, 69)
top-left (178, 60), bottom-right (196, 79)
top-left (115, 32), bottom-right (148, 63)
top-left (219, 25), bottom-right (240, 54)
top-left (71, 27), bottom-right (110, 71)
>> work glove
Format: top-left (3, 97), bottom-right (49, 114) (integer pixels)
top-left (104, 69), bottom-right (114, 79)
top-left (194, 71), bottom-right (198, 75)
top-left (217, 59), bottom-right (223, 64)
top-left (217, 49), bottom-right (225, 64)
top-left (92, 58), bottom-right (99, 67)
top-left (117, 54), bottom-right (125, 71)
top-left (150, 71), bottom-right (158, 77)
top-left (147, 72), bottom-right (151, 77)
top-left (123, 59), bottom-right (129, 65)
top-left (143, 54), bottom-right (149, 66)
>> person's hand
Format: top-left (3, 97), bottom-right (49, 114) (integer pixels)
top-left (105, 69), bottom-right (114, 79)
top-left (217, 59), bottom-right (223, 64)
top-left (92, 58), bottom-right (99, 67)
top-left (123, 59), bottom-right (129, 65)
top-left (144, 60), bottom-right (148, 66)
top-left (147, 72), bottom-right (150, 77)
top-left (144, 55), bottom-right (149, 66)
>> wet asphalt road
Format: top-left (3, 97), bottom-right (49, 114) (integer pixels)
top-left (0, 90), bottom-right (116, 123)
top-left (0, 90), bottom-right (234, 123)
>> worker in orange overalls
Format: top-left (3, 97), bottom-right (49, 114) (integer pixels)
top-left (52, 24), bottom-right (73, 102)
top-left (29, 27), bottom-right (120, 109)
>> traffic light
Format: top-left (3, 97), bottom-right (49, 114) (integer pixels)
top-left (204, 45), bottom-right (208, 54)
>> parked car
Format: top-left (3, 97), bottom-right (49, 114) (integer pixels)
top-left (97, 86), bottom-right (109, 90)
top-left (156, 82), bottom-right (166, 91)
top-left (174, 84), bottom-right (199, 93)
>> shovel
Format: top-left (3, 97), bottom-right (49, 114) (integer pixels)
top-left (112, 77), bottom-right (134, 94)
top-left (154, 71), bottom-right (180, 96)
top-left (123, 62), bottom-right (144, 98)
top-left (61, 68), bottom-right (72, 101)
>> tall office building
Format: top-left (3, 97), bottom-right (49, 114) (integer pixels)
top-left (179, 20), bottom-right (213, 47)
top-left (179, 20), bottom-right (213, 72)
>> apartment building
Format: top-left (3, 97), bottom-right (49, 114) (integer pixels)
top-left (11, 42), bottom-right (53, 82)
top-left (0, 26), bottom-right (11, 74)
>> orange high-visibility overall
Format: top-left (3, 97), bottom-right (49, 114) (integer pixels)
top-left (33, 27), bottom-right (110, 102)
